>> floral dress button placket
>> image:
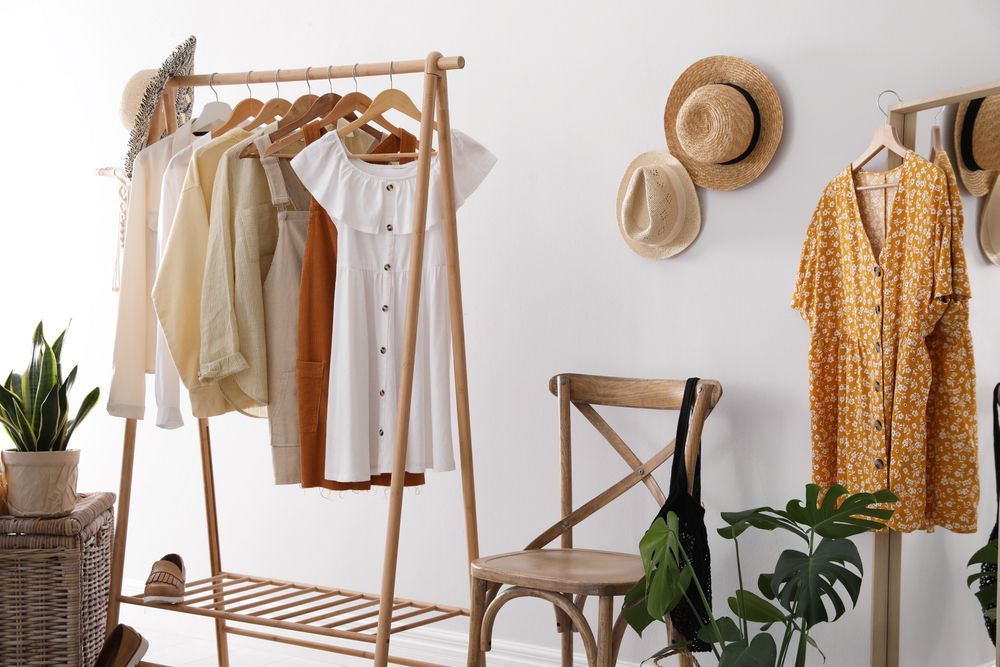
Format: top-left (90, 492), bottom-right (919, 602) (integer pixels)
top-left (873, 255), bottom-right (888, 484)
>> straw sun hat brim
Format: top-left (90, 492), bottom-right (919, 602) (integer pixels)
top-left (954, 99), bottom-right (999, 197)
top-left (979, 182), bottom-right (1000, 266)
top-left (664, 55), bottom-right (783, 191)
top-left (123, 36), bottom-right (197, 178)
top-left (616, 151), bottom-right (701, 259)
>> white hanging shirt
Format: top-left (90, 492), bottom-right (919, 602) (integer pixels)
top-left (152, 132), bottom-right (212, 428)
top-left (291, 129), bottom-right (496, 482)
top-left (108, 122), bottom-right (197, 423)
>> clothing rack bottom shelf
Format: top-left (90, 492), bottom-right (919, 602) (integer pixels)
top-left (120, 571), bottom-right (468, 667)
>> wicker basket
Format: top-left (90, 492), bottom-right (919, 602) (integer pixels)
top-left (0, 492), bottom-right (115, 667)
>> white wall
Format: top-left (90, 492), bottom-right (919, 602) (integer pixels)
top-left (2, 1), bottom-right (999, 664)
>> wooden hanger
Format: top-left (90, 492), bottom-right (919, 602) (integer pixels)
top-left (241, 69), bottom-right (291, 131)
top-left (323, 91), bottom-right (393, 139)
top-left (852, 91), bottom-right (909, 192)
top-left (338, 82), bottom-right (437, 162)
top-left (281, 67), bottom-right (320, 125)
top-left (240, 93), bottom-right (339, 158)
top-left (239, 71), bottom-right (336, 159)
top-left (929, 105), bottom-right (944, 160)
top-left (191, 74), bottom-right (232, 134)
top-left (212, 71), bottom-right (263, 138)
top-left (262, 88), bottom-right (391, 159)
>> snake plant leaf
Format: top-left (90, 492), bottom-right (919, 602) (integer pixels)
top-left (6, 371), bottom-right (23, 399)
top-left (771, 537), bottom-right (863, 627)
top-left (729, 589), bottom-right (787, 624)
top-left (0, 414), bottom-right (26, 450)
top-left (718, 632), bottom-right (777, 667)
top-left (1, 383), bottom-right (36, 450)
top-left (52, 327), bottom-right (66, 362)
top-left (64, 386), bottom-right (100, 444)
top-left (36, 385), bottom-right (63, 452)
top-left (0, 380), bottom-right (24, 419)
top-left (783, 484), bottom-right (896, 539)
top-left (24, 323), bottom-right (58, 434)
top-left (696, 615), bottom-right (744, 644)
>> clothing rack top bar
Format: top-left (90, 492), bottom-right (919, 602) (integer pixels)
top-left (166, 56), bottom-right (464, 88)
top-left (888, 79), bottom-right (1000, 114)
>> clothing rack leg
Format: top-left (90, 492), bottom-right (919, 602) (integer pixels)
top-left (867, 107), bottom-right (913, 667)
top-left (434, 70), bottom-right (482, 573)
top-left (373, 52), bottom-right (442, 667)
top-left (106, 417), bottom-right (137, 633)
top-left (870, 531), bottom-right (901, 667)
top-left (198, 418), bottom-right (230, 667)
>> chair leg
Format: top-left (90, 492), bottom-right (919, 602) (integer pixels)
top-left (468, 578), bottom-right (488, 666)
top-left (561, 624), bottom-right (574, 666)
top-left (597, 596), bottom-right (613, 667)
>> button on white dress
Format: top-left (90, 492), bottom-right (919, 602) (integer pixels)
top-left (291, 129), bottom-right (496, 482)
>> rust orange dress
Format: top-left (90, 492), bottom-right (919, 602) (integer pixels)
top-left (793, 151), bottom-right (978, 532)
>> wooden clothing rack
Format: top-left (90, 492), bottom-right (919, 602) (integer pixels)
top-left (105, 52), bottom-right (482, 667)
top-left (867, 79), bottom-right (1000, 667)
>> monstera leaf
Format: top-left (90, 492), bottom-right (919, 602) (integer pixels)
top-left (784, 484), bottom-right (896, 538)
top-left (718, 633), bottom-right (777, 667)
top-left (771, 537), bottom-right (862, 627)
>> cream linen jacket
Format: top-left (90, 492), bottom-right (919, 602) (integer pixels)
top-left (152, 127), bottom-right (259, 418)
top-left (198, 127), bottom-right (280, 408)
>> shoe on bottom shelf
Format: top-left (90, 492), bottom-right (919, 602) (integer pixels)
top-left (95, 624), bottom-right (148, 667)
top-left (143, 553), bottom-right (186, 604)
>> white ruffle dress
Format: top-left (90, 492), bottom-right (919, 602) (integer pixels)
top-left (290, 129), bottom-right (496, 482)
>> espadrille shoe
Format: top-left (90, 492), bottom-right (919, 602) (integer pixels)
top-left (143, 553), bottom-right (186, 604)
top-left (95, 624), bottom-right (148, 667)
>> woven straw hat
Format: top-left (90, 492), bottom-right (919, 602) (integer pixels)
top-left (979, 182), bottom-right (1000, 266)
top-left (955, 95), bottom-right (1000, 197)
top-left (617, 151), bottom-right (701, 259)
top-left (121, 36), bottom-right (197, 178)
top-left (664, 56), bottom-right (783, 191)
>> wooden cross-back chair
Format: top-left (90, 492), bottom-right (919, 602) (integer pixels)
top-left (468, 373), bottom-right (723, 667)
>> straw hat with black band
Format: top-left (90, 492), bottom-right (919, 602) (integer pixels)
top-left (955, 95), bottom-right (1000, 197)
top-left (120, 36), bottom-right (197, 178)
top-left (664, 55), bottom-right (783, 191)
top-left (616, 151), bottom-right (701, 259)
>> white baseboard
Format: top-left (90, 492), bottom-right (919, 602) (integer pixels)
top-left (388, 626), bottom-right (639, 667)
top-left (122, 578), bottom-right (641, 666)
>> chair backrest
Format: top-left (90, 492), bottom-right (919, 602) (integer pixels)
top-left (524, 373), bottom-right (722, 551)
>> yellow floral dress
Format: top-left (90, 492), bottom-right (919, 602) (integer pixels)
top-left (793, 151), bottom-right (978, 532)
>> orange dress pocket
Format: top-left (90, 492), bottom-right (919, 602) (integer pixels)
top-left (296, 360), bottom-right (325, 435)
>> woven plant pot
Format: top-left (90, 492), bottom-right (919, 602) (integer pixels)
top-left (1, 449), bottom-right (79, 517)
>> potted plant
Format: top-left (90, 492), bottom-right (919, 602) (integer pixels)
top-left (625, 484), bottom-right (897, 666)
top-left (0, 322), bottom-right (100, 517)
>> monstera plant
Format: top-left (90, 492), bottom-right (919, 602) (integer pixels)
top-left (0, 322), bottom-right (99, 516)
top-left (626, 484), bottom-right (897, 666)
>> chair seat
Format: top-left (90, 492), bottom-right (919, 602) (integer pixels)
top-left (471, 548), bottom-right (644, 596)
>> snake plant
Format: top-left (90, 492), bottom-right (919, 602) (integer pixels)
top-left (0, 322), bottom-right (100, 452)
